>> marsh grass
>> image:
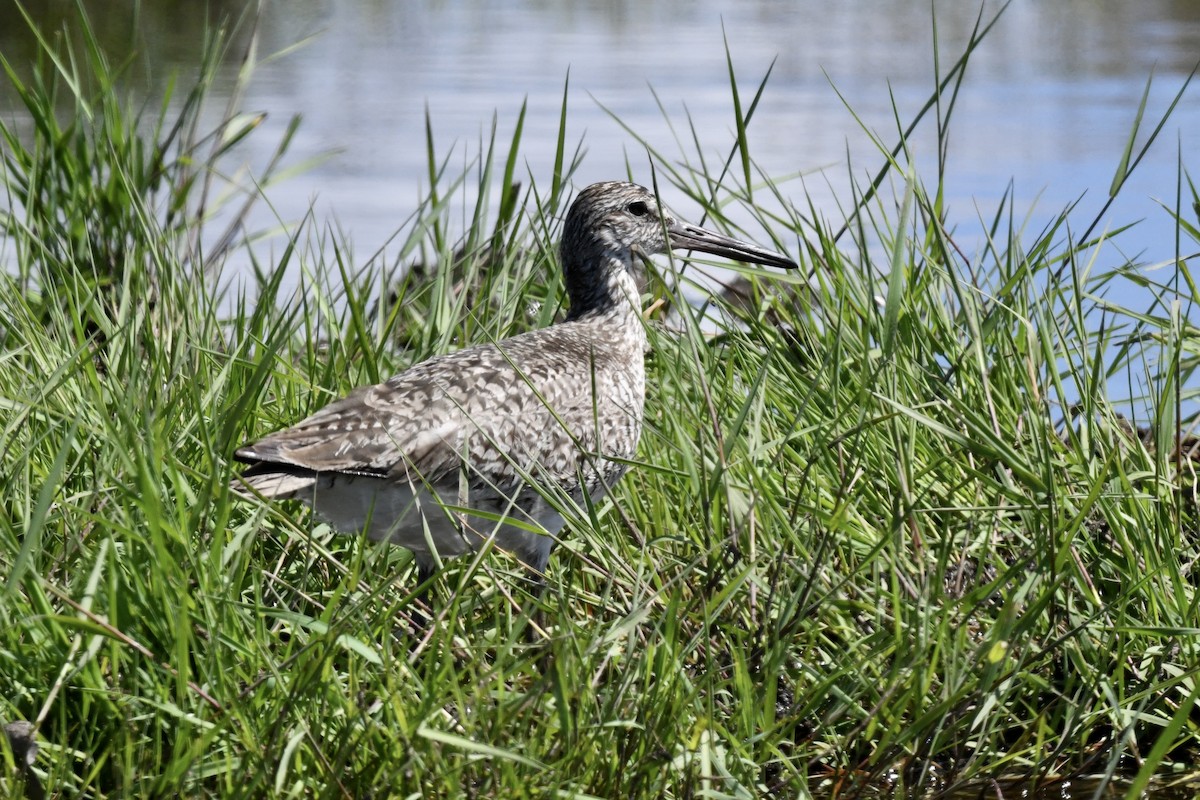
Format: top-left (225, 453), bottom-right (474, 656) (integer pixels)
top-left (3, 4), bottom-right (1200, 799)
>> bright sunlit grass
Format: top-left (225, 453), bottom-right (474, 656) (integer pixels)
top-left (2, 4), bottom-right (1200, 799)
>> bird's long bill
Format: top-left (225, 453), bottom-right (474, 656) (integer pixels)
top-left (667, 221), bottom-right (797, 270)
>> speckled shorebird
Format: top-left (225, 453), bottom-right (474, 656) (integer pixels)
top-left (232, 181), bottom-right (796, 582)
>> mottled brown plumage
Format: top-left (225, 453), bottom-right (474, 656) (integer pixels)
top-left (232, 181), bottom-right (795, 577)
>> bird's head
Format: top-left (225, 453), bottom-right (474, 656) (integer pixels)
top-left (560, 181), bottom-right (796, 318)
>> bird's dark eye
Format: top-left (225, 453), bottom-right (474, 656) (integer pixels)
top-left (627, 201), bottom-right (650, 217)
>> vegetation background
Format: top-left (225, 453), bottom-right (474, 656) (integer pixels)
top-left (2, 4), bottom-right (1200, 798)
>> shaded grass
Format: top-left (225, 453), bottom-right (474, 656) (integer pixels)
top-left (3, 4), bottom-right (1200, 799)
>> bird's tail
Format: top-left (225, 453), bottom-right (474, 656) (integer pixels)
top-left (230, 467), bottom-right (318, 500)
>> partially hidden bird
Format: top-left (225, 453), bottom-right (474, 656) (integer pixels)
top-left (232, 181), bottom-right (797, 583)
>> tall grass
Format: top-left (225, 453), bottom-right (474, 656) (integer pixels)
top-left (3, 5), bottom-right (1200, 799)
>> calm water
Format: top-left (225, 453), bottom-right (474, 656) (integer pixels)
top-left (2, 0), bottom-right (1199, 405)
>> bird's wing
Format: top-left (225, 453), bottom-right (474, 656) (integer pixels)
top-left (234, 336), bottom-right (598, 486)
top-left (236, 385), bottom-right (449, 478)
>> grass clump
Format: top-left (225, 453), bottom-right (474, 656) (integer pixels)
top-left (3, 5), bottom-right (1200, 799)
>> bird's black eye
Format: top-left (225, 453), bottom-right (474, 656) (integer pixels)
top-left (627, 201), bottom-right (650, 217)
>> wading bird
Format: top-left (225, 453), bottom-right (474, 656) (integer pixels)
top-left (232, 181), bottom-right (796, 584)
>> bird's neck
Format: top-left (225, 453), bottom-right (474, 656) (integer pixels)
top-left (564, 253), bottom-right (642, 323)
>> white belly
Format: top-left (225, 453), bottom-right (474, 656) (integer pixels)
top-left (301, 473), bottom-right (565, 573)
